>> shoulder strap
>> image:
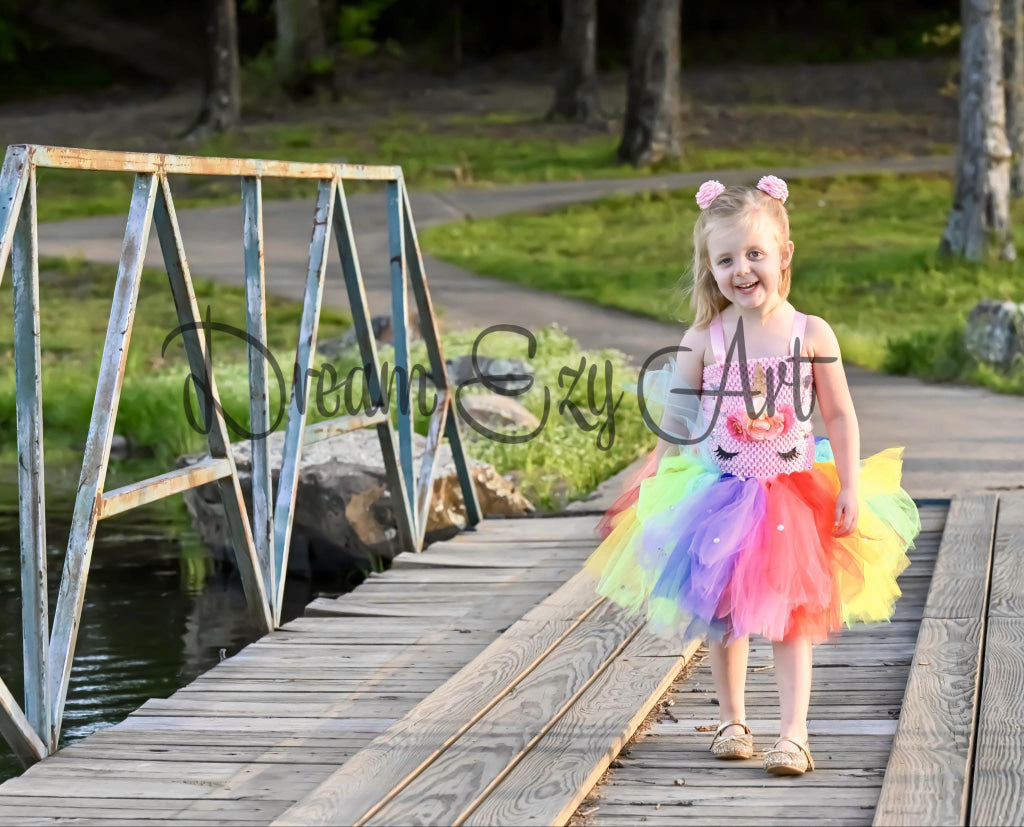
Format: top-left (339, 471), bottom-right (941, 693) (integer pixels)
top-left (709, 313), bottom-right (726, 362)
top-left (790, 311), bottom-right (807, 358)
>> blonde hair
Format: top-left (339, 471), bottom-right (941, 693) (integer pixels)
top-left (677, 185), bottom-right (792, 330)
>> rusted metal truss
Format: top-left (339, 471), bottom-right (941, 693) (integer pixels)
top-left (0, 144), bottom-right (482, 765)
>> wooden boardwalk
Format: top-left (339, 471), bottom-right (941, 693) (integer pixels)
top-left (1, 493), bottom-right (1022, 826)
top-left (570, 503), bottom-right (946, 826)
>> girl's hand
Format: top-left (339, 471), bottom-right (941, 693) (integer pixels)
top-left (833, 487), bottom-right (859, 537)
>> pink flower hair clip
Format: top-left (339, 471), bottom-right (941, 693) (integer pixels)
top-left (695, 180), bottom-right (725, 210)
top-left (756, 174), bottom-right (789, 203)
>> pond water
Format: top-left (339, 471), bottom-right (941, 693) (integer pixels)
top-left (0, 461), bottom-right (352, 783)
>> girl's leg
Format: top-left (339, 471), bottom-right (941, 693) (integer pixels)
top-left (772, 633), bottom-right (813, 749)
top-left (709, 634), bottom-right (750, 735)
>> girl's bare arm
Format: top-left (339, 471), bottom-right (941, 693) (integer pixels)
top-left (808, 316), bottom-right (860, 491)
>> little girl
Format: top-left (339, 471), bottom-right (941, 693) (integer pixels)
top-left (583, 175), bottom-right (921, 776)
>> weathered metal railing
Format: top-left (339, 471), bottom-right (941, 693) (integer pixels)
top-left (0, 144), bottom-right (482, 765)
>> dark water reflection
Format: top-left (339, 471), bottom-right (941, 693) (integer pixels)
top-left (0, 460), bottom-right (347, 783)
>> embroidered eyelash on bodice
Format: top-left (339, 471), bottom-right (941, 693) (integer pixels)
top-left (700, 311), bottom-right (816, 480)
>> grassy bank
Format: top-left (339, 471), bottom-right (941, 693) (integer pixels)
top-left (0, 258), bottom-right (652, 512)
top-left (30, 110), bottom-right (948, 223)
top-left (421, 172), bottom-right (1024, 395)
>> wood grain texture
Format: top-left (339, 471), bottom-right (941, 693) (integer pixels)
top-left (970, 620), bottom-right (1024, 825)
top-left (872, 618), bottom-right (983, 826)
top-left (988, 491), bottom-right (1024, 619)
top-left (464, 636), bottom-right (701, 826)
top-left (364, 601), bottom-right (642, 826)
top-left (272, 576), bottom-right (605, 826)
top-left (922, 494), bottom-right (997, 620)
top-left (11, 162), bottom-right (49, 747)
top-left (0, 511), bottom-right (611, 822)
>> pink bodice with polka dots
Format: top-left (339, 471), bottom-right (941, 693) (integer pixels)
top-left (700, 310), bottom-right (816, 480)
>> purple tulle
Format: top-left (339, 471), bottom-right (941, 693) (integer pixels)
top-left (640, 475), bottom-right (767, 637)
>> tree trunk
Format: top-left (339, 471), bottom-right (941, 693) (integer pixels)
top-left (617, 0), bottom-right (682, 167)
top-left (940, 0), bottom-right (1015, 261)
top-left (1003, 0), bottom-right (1024, 195)
top-left (186, 0), bottom-right (241, 138)
top-left (275, 0), bottom-right (330, 95)
top-left (548, 0), bottom-right (601, 123)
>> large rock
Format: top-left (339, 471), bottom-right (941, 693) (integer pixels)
top-left (317, 311), bottom-right (425, 359)
top-left (445, 355), bottom-right (535, 393)
top-left (457, 393), bottom-right (541, 436)
top-left (177, 427), bottom-right (533, 579)
top-left (963, 299), bottom-right (1024, 369)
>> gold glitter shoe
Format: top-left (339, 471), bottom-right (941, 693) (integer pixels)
top-left (709, 720), bottom-right (754, 760)
top-left (763, 737), bottom-right (815, 776)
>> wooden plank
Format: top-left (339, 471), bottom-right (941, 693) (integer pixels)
top-left (0, 144), bottom-right (30, 280)
top-left (97, 456), bottom-right (232, 519)
top-left (364, 600), bottom-right (641, 825)
top-left (0, 762), bottom-right (333, 800)
top-left (331, 182), bottom-right (416, 555)
top-left (304, 600), bottom-right (475, 619)
top-left (0, 675), bottom-right (47, 766)
top-left (922, 493), bottom-right (998, 620)
top-left (108, 716), bottom-right (394, 736)
top-left (874, 494), bottom-right (996, 827)
top-left (46, 172), bottom-right (159, 749)
top-left (69, 730), bottom-right (375, 748)
top-left (970, 498), bottom-right (1024, 826)
top-left (0, 796), bottom-right (295, 820)
top-left (465, 635), bottom-right (701, 826)
top-left (970, 617), bottom-right (1024, 826)
top-left (271, 178), bottom-right (336, 624)
top-left (242, 174), bottom-right (276, 602)
top-left (272, 582), bottom-right (603, 825)
top-left (449, 516), bottom-right (599, 543)
top-left (385, 179), bottom-right (416, 531)
top-left (399, 180), bottom-right (481, 527)
top-left (43, 743), bottom-right (360, 765)
top-left (584, 805), bottom-right (884, 823)
top-left (26, 143), bottom-right (400, 180)
top-left (416, 391), bottom-right (449, 549)
top-left (11, 160), bottom-right (49, 746)
top-left (389, 549), bottom-right (593, 568)
top-left (356, 565), bottom-right (582, 584)
top-left (987, 491), bottom-right (1024, 618)
top-left (153, 176), bottom-right (273, 634)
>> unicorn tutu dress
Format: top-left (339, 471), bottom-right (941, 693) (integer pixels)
top-left (584, 310), bottom-right (922, 644)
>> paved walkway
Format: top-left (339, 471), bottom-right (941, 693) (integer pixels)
top-left (38, 154), bottom-right (1023, 500)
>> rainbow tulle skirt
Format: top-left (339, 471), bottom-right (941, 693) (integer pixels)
top-left (584, 437), bottom-right (922, 644)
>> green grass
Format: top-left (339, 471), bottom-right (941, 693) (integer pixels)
top-left (0, 258), bottom-right (653, 512)
top-left (0, 256), bottom-right (353, 462)
top-left (29, 112), bottom-right (923, 223)
top-left (420, 173), bottom-right (1024, 395)
top-left (406, 325), bottom-right (653, 511)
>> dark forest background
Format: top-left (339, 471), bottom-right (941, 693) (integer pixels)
top-left (0, 0), bottom-right (960, 103)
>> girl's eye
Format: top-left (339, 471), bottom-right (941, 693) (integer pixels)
top-left (715, 445), bottom-right (740, 460)
top-left (778, 447), bottom-right (798, 460)
top-left (749, 251), bottom-right (762, 258)
top-left (718, 258), bottom-right (731, 265)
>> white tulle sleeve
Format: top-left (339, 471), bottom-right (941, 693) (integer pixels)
top-left (620, 356), bottom-right (715, 464)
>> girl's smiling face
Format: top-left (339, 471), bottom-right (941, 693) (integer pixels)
top-left (707, 212), bottom-right (794, 308)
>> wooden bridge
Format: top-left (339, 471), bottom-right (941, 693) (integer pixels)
top-left (3, 144), bottom-right (1023, 824)
top-left (0, 491), bottom-right (1021, 826)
